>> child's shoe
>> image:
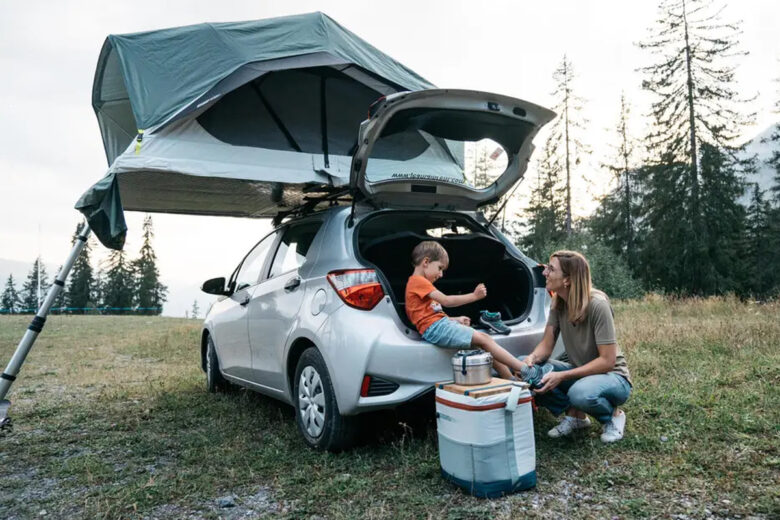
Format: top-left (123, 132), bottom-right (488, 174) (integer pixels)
top-left (517, 363), bottom-right (554, 389)
top-left (479, 310), bottom-right (511, 335)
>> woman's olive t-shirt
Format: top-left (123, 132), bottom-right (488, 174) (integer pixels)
top-left (546, 294), bottom-right (632, 385)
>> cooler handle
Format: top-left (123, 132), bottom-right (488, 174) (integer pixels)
top-left (505, 385), bottom-right (522, 413)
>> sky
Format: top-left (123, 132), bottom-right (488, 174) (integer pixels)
top-left (0, 0), bottom-right (777, 316)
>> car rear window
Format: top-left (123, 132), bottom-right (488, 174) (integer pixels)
top-left (365, 108), bottom-right (532, 188)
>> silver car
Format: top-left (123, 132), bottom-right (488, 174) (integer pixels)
top-left (200, 90), bottom-right (556, 450)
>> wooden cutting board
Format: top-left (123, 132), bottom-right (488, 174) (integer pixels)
top-left (436, 377), bottom-right (528, 398)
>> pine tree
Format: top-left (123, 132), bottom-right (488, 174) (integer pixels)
top-left (547, 55), bottom-right (590, 235)
top-left (191, 300), bottom-right (200, 319)
top-left (698, 142), bottom-right (746, 294)
top-left (743, 185), bottom-right (776, 297)
top-left (20, 258), bottom-right (50, 314)
top-left (132, 216), bottom-right (167, 315)
top-left (589, 93), bottom-right (641, 270)
top-left (521, 139), bottom-right (566, 259)
top-left (93, 267), bottom-right (107, 314)
top-left (102, 249), bottom-right (134, 314)
top-left (466, 140), bottom-right (508, 219)
top-left (471, 144), bottom-right (491, 188)
top-left (51, 265), bottom-right (66, 314)
top-left (762, 72), bottom-right (780, 205)
top-left (1, 274), bottom-right (20, 314)
top-left (66, 223), bottom-right (96, 314)
top-left (766, 74), bottom-right (780, 297)
top-left (636, 161), bottom-right (691, 290)
top-left (637, 0), bottom-right (754, 294)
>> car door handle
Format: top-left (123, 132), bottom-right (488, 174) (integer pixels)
top-left (239, 294), bottom-right (250, 306)
top-left (284, 277), bottom-right (302, 292)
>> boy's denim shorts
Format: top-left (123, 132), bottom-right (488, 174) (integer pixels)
top-left (422, 317), bottom-right (474, 349)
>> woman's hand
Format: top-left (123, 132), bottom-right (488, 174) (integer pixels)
top-left (523, 353), bottom-right (536, 367)
top-left (534, 370), bottom-right (566, 394)
top-left (453, 316), bottom-right (471, 326)
top-left (473, 283), bottom-right (487, 300)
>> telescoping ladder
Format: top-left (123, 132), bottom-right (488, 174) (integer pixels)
top-left (0, 223), bottom-right (92, 429)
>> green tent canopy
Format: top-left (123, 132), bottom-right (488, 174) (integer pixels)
top-left (77, 12), bottom-right (434, 249)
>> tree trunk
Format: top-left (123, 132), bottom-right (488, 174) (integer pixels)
top-left (682, 0), bottom-right (701, 292)
top-left (621, 97), bottom-right (632, 264)
top-left (564, 61), bottom-right (572, 235)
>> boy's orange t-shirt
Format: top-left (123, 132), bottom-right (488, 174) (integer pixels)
top-left (405, 275), bottom-right (447, 334)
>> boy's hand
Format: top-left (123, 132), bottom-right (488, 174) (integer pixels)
top-left (473, 283), bottom-right (487, 300)
top-left (453, 316), bottom-right (471, 326)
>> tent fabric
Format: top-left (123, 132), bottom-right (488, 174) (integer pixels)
top-left (80, 12), bottom-right (435, 250)
top-left (74, 174), bottom-right (127, 250)
top-left (92, 12), bottom-right (434, 165)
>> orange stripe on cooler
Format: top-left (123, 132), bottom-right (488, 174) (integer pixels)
top-left (435, 395), bottom-right (534, 411)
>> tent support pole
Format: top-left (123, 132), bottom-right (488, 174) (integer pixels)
top-left (0, 222), bottom-right (91, 427)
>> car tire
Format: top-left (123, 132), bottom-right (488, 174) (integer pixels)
top-left (205, 335), bottom-right (228, 393)
top-left (294, 347), bottom-right (357, 452)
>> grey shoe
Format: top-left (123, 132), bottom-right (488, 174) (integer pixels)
top-left (548, 416), bottom-right (592, 438)
top-left (518, 363), bottom-right (554, 389)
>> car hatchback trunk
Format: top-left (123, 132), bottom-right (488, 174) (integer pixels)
top-left (356, 211), bottom-right (535, 330)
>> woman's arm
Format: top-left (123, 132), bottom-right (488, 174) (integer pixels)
top-left (428, 283), bottom-right (486, 308)
top-left (524, 325), bottom-right (557, 366)
top-left (535, 343), bottom-right (617, 393)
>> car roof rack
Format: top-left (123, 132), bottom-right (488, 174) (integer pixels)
top-left (272, 187), bottom-right (352, 226)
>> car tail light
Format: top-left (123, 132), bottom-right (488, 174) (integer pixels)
top-left (327, 269), bottom-right (385, 310)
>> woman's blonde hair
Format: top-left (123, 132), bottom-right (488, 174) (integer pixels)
top-left (550, 250), bottom-right (604, 323)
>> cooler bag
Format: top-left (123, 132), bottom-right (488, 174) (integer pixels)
top-left (435, 378), bottom-right (536, 498)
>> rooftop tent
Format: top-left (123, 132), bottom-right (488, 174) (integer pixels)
top-left (77, 12), bottom-right (435, 249)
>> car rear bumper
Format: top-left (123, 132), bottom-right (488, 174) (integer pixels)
top-left (315, 298), bottom-right (546, 415)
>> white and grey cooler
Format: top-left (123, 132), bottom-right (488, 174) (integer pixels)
top-left (435, 378), bottom-right (536, 497)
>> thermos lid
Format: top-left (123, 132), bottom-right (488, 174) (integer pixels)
top-left (451, 349), bottom-right (493, 366)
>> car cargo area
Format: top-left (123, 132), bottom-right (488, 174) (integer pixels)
top-left (356, 211), bottom-right (535, 328)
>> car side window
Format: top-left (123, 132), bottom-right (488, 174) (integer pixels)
top-left (234, 232), bottom-right (277, 291)
top-left (268, 220), bottom-right (324, 279)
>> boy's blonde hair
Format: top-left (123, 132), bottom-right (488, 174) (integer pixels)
top-left (411, 241), bottom-right (449, 267)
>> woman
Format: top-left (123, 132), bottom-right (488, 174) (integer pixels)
top-left (522, 250), bottom-right (632, 443)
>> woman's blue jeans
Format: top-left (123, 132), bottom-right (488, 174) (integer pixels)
top-left (520, 357), bottom-right (632, 424)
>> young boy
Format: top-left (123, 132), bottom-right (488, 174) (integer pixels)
top-left (405, 240), bottom-right (528, 379)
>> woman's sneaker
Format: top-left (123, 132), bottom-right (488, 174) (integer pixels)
top-left (547, 416), bottom-right (591, 438)
top-left (600, 410), bottom-right (626, 443)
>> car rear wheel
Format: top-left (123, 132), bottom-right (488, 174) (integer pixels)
top-left (205, 335), bottom-right (228, 393)
top-left (294, 347), bottom-right (357, 452)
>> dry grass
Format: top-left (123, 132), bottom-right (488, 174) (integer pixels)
top-left (0, 298), bottom-right (778, 519)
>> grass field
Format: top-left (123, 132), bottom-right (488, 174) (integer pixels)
top-left (1, 296), bottom-right (778, 519)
